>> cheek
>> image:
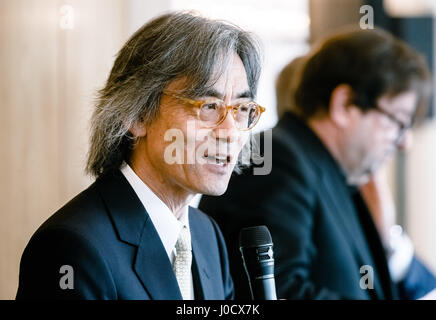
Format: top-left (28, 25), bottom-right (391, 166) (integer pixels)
top-left (359, 117), bottom-right (385, 146)
top-left (364, 131), bottom-right (395, 164)
top-left (371, 116), bottom-right (397, 142)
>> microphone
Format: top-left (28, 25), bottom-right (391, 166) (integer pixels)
top-left (239, 225), bottom-right (277, 300)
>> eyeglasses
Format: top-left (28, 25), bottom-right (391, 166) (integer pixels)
top-left (163, 91), bottom-right (265, 131)
top-left (373, 106), bottom-right (412, 144)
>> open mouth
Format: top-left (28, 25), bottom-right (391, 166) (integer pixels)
top-left (203, 151), bottom-right (231, 167)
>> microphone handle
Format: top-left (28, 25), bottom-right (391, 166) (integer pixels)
top-left (250, 275), bottom-right (277, 300)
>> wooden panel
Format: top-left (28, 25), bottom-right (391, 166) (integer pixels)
top-left (406, 122), bottom-right (436, 274)
top-left (309, 0), bottom-right (363, 43)
top-left (0, 0), bottom-right (128, 299)
top-left (0, 0), bottom-right (60, 300)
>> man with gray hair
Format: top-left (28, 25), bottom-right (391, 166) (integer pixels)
top-left (16, 11), bottom-right (264, 300)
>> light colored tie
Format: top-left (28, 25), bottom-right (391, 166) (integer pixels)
top-left (173, 225), bottom-right (192, 300)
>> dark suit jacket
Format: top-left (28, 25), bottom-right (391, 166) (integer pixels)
top-left (16, 170), bottom-right (234, 300)
top-left (200, 111), bottom-right (429, 300)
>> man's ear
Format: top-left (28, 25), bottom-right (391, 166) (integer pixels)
top-left (329, 84), bottom-right (355, 128)
top-left (129, 120), bottom-right (147, 138)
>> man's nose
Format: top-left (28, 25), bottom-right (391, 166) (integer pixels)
top-left (397, 130), bottom-right (413, 151)
top-left (212, 109), bottom-right (238, 143)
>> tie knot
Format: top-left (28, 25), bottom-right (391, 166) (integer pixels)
top-left (175, 225), bottom-right (191, 253)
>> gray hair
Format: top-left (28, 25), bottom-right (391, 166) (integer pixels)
top-left (86, 11), bottom-right (262, 177)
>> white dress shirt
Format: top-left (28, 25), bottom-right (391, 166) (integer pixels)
top-left (386, 225), bottom-right (414, 282)
top-left (120, 162), bottom-right (194, 299)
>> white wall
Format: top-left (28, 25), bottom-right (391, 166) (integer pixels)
top-left (406, 120), bottom-right (436, 273)
top-left (170, 0), bottom-right (311, 131)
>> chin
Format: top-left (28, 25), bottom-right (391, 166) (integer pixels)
top-left (353, 175), bottom-right (371, 186)
top-left (348, 156), bottom-right (384, 186)
top-left (195, 177), bottom-right (230, 196)
top-left (193, 166), bottom-right (235, 196)
top-left (347, 169), bottom-right (371, 186)
top-left (200, 183), bottom-right (229, 196)
top-left (204, 189), bottom-right (227, 196)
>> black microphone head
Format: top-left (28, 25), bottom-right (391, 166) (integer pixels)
top-left (239, 225), bottom-right (272, 248)
top-left (239, 225), bottom-right (277, 300)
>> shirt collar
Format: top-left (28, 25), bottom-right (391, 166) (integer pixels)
top-left (281, 111), bottom-right (348, 182)
top-left (120, 162), bottom-right (190, 259)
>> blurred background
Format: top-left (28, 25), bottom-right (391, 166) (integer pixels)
top-left (1, 0), bottom-right (435, 299)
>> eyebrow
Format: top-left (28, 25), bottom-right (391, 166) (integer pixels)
top-left (200, 88), bottom-right (253, 100)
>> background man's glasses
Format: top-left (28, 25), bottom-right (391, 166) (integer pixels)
top-left (164, 92), bottom-right (265, 131)
top-left (373, 106), bottom-right (412, 144)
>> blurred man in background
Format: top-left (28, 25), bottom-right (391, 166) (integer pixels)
top-left (200, 28), bottom-right (436, 299)
top-left (274, 55), bottom-right (305, 119)
top-left (16, 11), bottom-right (264, 300)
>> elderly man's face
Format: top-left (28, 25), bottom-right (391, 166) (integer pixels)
top-left (344, 90), bottom-right (417, 185)
top-left (142, 53), bottom-right (250, 196)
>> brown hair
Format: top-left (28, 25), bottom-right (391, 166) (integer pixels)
top-left (294, 28), bottom-right (431, 120)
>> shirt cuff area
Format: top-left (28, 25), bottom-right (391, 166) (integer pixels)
top-left (387, 225), bottom-right (414, 283)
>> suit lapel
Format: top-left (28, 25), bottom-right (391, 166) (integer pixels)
top-left (189, 207), bottom-right (214, 300)
top-left (96, 170), bottom-right (182, 300)
top-left (278, 113), bottom-right (390, 299)
top-left (314, 144), bottom-right (387, 299)
top-left (134, 218), bottom-right (182, 300)
top-left (319, 177), bottom-right (385, 299)
top-left (319, 170), bottom-right (373, 264)
top-left (352, 189), bottom-right (395, 299)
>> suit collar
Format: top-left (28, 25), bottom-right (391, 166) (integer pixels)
top-left (134, 217), bottom-right (183, 300)
top-left (189, 207), bottom-right (214, 300)
top-left (95, 171), bottom-right (217, 300)
top-left (96, 170), bottom-right (147, 246)
top-left (120, 162), bottom-right (190, 259)
top-left (96, 170), bottom-right (182, 299)
top-left (278, 112), bottom-right (347, 181)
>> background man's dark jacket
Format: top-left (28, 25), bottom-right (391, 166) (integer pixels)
top-left (200, 111), bottom-right (436, 300)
